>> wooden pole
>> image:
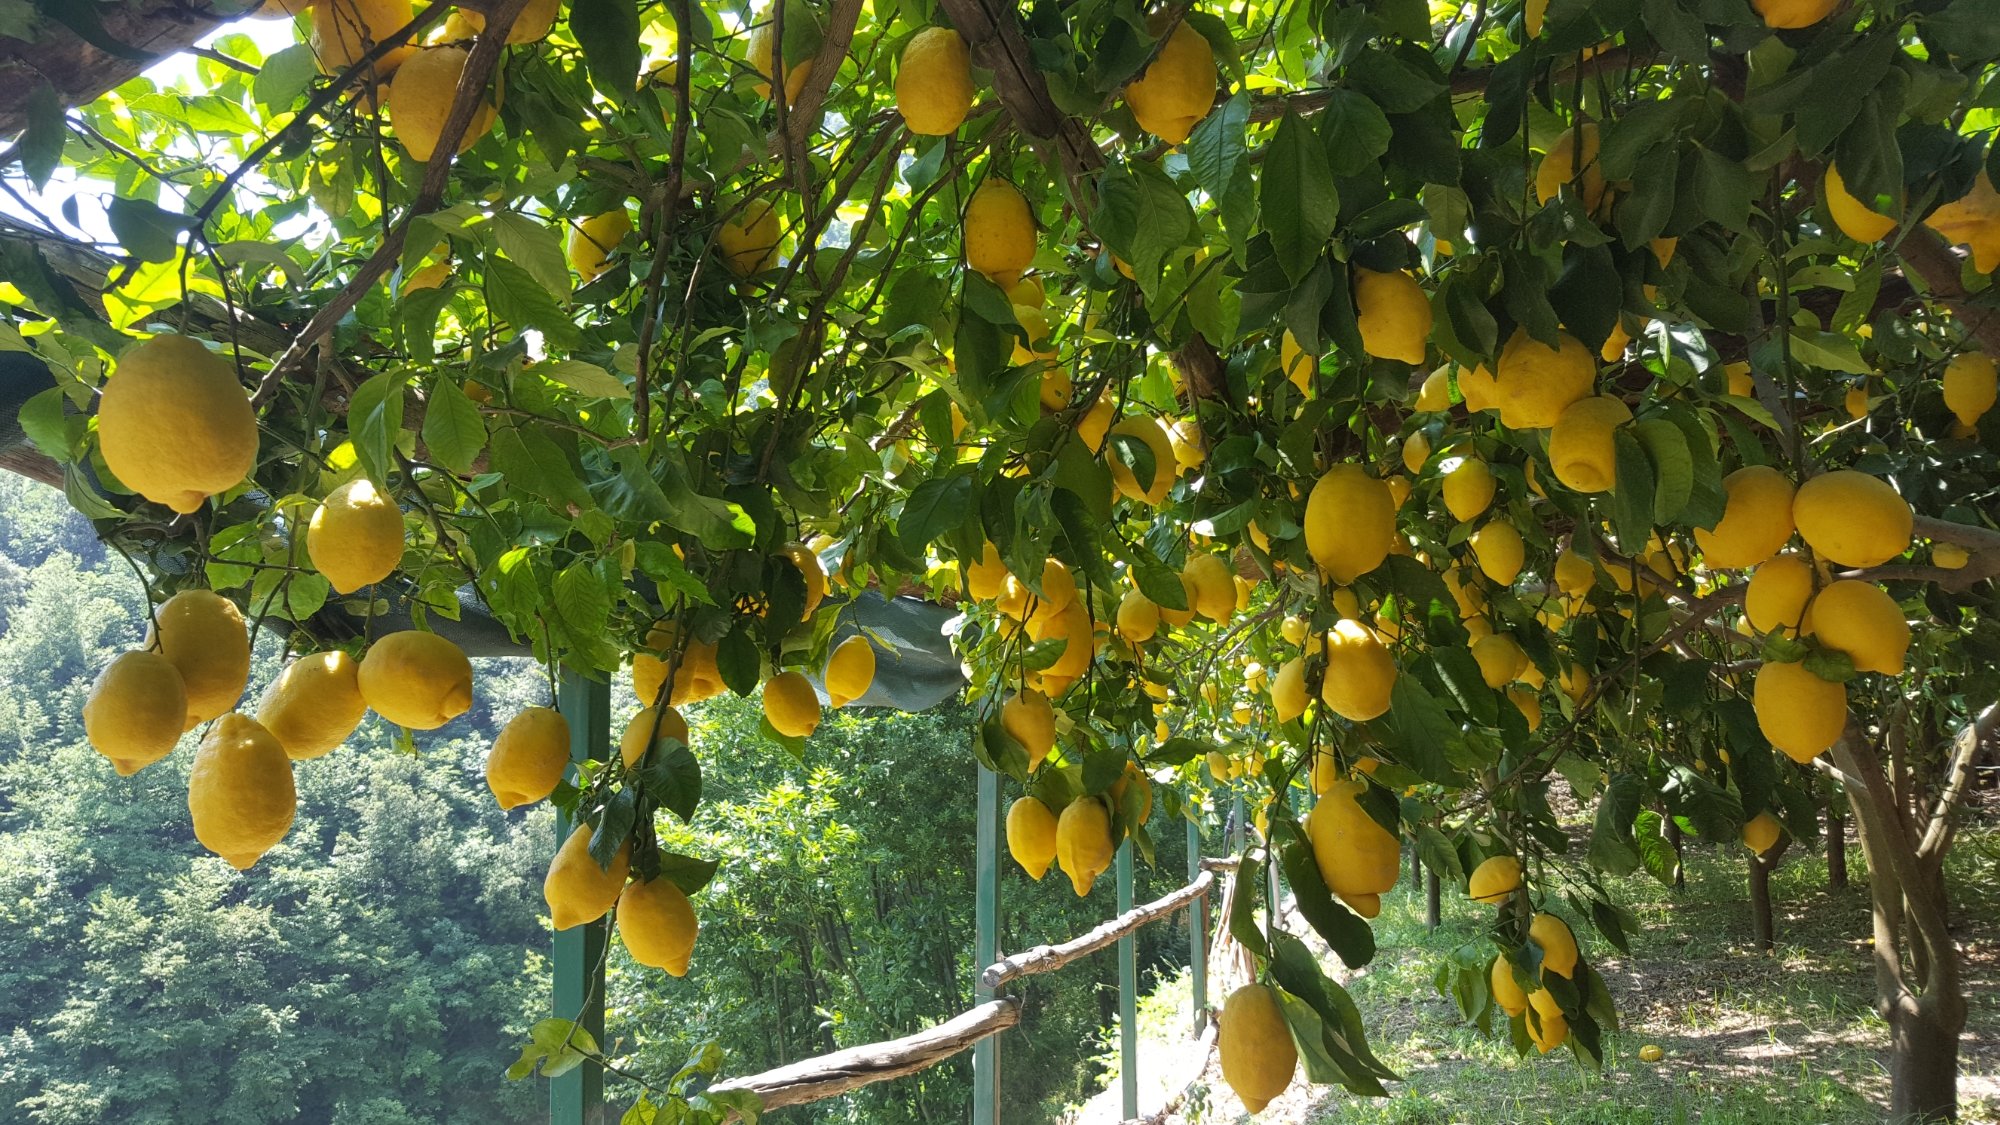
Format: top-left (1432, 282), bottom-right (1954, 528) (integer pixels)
top-left (980, 867), bottom-right (1223, 990)
top-left (712, 998), bottom-right (1023, 1115)
top-left (1117, 839), bottom-right (1138, 1119)
top-left (553, 670), bottom-right (608, 1125)
top-left (972, 764), bottom-right (1001, 1125)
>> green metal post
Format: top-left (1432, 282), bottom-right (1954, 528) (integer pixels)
top-left (972, 764), bottom-right (1001, 1125)
top-left (554, 671), bottom-right (609, 1125)
top-left (1186, 817), bottom-right (1206, 1033)
top-left (1116, 839), bottom-right (1138, 1119)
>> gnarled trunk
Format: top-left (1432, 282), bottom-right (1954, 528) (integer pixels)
top-left (1889, 994), bottom-right (1964, 1124)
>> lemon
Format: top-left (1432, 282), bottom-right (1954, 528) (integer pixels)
top-left (83, 651), bottom-right (188, 776)
top-left (1304, 465), bottom-right (1394, 584)
top-left (1123, 22), bottom-right (1217, 143)
top-left (1751, 0), bottom-right (1838, 28)
top-left (1558, 660), bottom-right (1590, 704)
top-left (719, 199), bottom-right (782, 276)
top-left (904, 31), bottom-right (978, 133)
top-left (1469, 521), bottom-right (1525, 586)
top-left (1309, 777), bottom-right (1401, 904)
top-left (1354, 268), bottom-right (1433, 365)
top-left (1038, 365), bottom-right (1071, 412)
top-left (1271, 657), bottom-right (1309, 724)
top-left (402, 261), bottom-right (452, 293)
top-left (1530, 911), bottom-right (1579, 978)
top-left (1458, 364), bottom-right (1498, 412)
top-left (632, 621), bottom-right (726, 707)
top-left (1599, 319), bottom-right (1632, 362)
top-left (1527, 988), bottom-right (1570, 1052)
top-left (1416, 367), bottom-right (1452, 412)
top-left (1535, 124), bottom-right (1604, 212)
top-left (1473, 633), bottom-right (1528, 688)
top-left (763, 670), bottom-right (822, 738)
top-left (619, 704), bottom-right (689, 768)
top-left (1923, 172), bottom-right (2000, 274)
top-left (97, 335), bottom-right (258, 515)
top-left (1468, 855), bottom-right (1522, 903)
top-left (1742, 811), bottom-right (1781, 854)
top-left (824, 635), bottom-right (876, 707)
top-left (1106, 416), bottom-right (1177, 505)
top-left (1793, 470), bottom-right (1912, 568)
top-left (1807, 580), bottom-right (1909, 675)
top-left (1846, 384), bottom-right (1870, 420)
top-left (746, 4), bottom-right (814, 102)
top-left (1308, 751), bottom-right (1338, 795)
top-left (307, 477), bottom-right (405, 594)
top-left (1745, 554), bottom-right (1814, 634)
top-left (146, 589), bottom-right (251, 729)
top-left (1445, 566), bottom-right (1487, 618)
top-left (1006, 796), bottom-right (1059, 879)
top-left (1695, 465), bottom-right (1797, 569)
top-left (545, 823), bottom-right (631, 930)
top-left (1943, 353), bottom-right (1997, 429)
top-left (254, 651), bottom-right (367, 759)
top-left (1280, 331), bottom-right (1316, 393)
top-left (312, 0), bottom-right (417, 74)
top-left (1403, 429), bottom-right (1432, 474)
top-left (1116, 588), bottom-right (1161, 641)
top-left (1109, 760), bottom-right (1154, 827)
top-left (487, 706), bottom-right (572, 809)
top-left (187, 714), bottom-right (296, 870)
top-left (1754, 659), bottom-right (1847, 763)
top-left (617, 877), bottom-right (699, 976)
top-left (1491, 956), bottom-right (1529, 1016)
top-left (1077, 396), bottom-right (1115, 451)
top-left (1383, 475), bottom-right (1412, 509)
top-left (1443, 457), bottom-right (1496, 521)
top-left (1055, 795), bottom-right (1113, 896)
top-left (458, 0), bottom-right (559, 42)
top-left (1320, 620), bottom-right (1396, 721)
top-left (965, 542), bottom-right (1010, 600)
top-left (1638, 1043), bottom-right (1666, 1063)
top-left (1935, 542), bottom-right (1971, 569)
top-left (1183, 553), bottom-right (1236, 622)
top-left (1510, 684), bottom-right (1543, 731)
top-left (964, 181), bottom-right (1036, 284)
top-left (1495, 329), bottom-right (1595, 430)
top-left (1723, 361), bottom-right (1754, 397)
top-left (1823, 165), bottom-right (1897, 243)
top-left (1553, 549), bottom-right (1596, 597)
top-left (568, 209), bottom-right (633, 282)
top-left (386, 46), bottom-right (498, 161)
top-left (1549, 395), bottom-right (1630, 493)
top-left (1219, 983), bottom-right (1297, 1113)
top-left (358, 630), bottom-right (473, 730)
top-left (779, 541), bottom-right (828, 620)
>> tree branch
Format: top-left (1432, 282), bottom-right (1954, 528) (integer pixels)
top-left (1918, 701), bottom-right (1999, 860)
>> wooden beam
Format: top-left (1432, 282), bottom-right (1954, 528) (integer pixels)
top-left (981, 867), bottom-right (1218, 992)
top-left (0, 2), bottom-right (230, 139)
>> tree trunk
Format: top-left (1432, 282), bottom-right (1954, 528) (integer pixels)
top-left (1425, 869), bottom-right (1440, 931)
top-left (1827, 802), bottom-right (1849, 890)
top-left (1888, 998), bottom-right (1963, 1124)
top-left (1665, 813), bottom-right (1686, 891)
top-left (1748, 855), bottom-right (1774, 952)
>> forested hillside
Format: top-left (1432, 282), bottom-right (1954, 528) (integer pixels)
top-left (0, 475), bottom-right (1189, 1123)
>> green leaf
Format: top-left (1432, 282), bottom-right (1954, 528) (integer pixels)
top-left (1633, 418), bottom-right (1693, 525)
top-left (1692, 146), bottom-right (1753, 233)
top-left (901, 471), bottom-right (975, 553)
top-left (1094, 161), bottom-right (1194, 286)
top-left (349, 371), bottom-right (407, 490)
top-left (554, 561), bottom-right (612, 637)
top-left (1609, 429), bottom-right (1656, 549)
top-left (421, 377), bottom-right (486, 474)
top-left (1317, 89), bottom-right (1393, 177)
top-left (716, 626), bottom-right (762, 697)
top-left (490, 424), bottom-right (594, 511)
top-left (1274, 819), bottom-right (1377, 968)
top-left (1787, 329), bottom-right (1871, 374)
top-left (485, 256), bottom-right (578, 346)
top-left (492, 212), bottom-right (574, 298)
top-left (1147, 736), bottom-right (1206, 766)
top-left (106, 197), bottom-right (187, 262)
top-left (1641, 0), bottom-right (1708, 60)
top-left (253, 43), bottom-right (318, 108)
top-left (1186, 90), bottom-right (1251, 202)
top-left (589, 786), bottom-right (637, 868)
top-left (1227, 853), bottom-right (1269, 957)
top-left (1346, 51), bottom-right (1442, 113)
top-left (1260, 112), bottom-right (1338, 283)
top-left (1414, 825), bottom-right (1465, 887)
top-left (1632, 809), bottom-right (1679, 885)
top-left (654, 851), bottom-right (720, 894)
top-left (1587, 772), bottom-right (1646, 876)
top-left (17, 81), bottom-right (65, 189)
top-left (1924, 0), bottom-right (2000, 59)
top-left (1269, 931), bottom-right (1396, 1092)
top-left (1369, 676), bottom-right (1465, 785)
top-left (18, 386), bottom-right (71, 460)
top-left (1598, 100), bottom-right (1680, 181)
top-left (536, 359), bottom-right (630, 400)
top-left (571, 0), bottom-right (642, 102)
top-left (636, 743), bottom-right (703, 823)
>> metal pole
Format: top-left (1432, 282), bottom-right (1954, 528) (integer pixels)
top-left (1116, 838), bottom-right (1138, 1119)
top-left (1186, 816), bottom-right (1206, 1033)
top-left (972, 764), bottom-right (1001, 1125)
top-left (553, 670), bottom-right (609, 1125)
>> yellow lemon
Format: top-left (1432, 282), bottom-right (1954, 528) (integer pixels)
top-left (1846, 384), bottom-right (1870, 420)
top-left (964, 181), bottom-right (1036, 283)
top-left (1470, 521), bottom-right (1525, 586)
top-left (1530, 911), bottom-right (1579, 978)
top-left (1509, 684), bottom-right (1542, 732)
top-left (1280, 330), bottom-right (1316, 393)
top-left (719, 199), bottom-right (782, 276)
top-left (1055, 795), bottom-right (1114, 896)
top-left (778, 541), bottom-right (828, 620)
top-left (1492, 957), bottom-right (1529, 1016)
top-left (1934, 542), bottom-right (1970, 569)
top-left (1639, 1043), bottom-right (1665, 1063)
top-left (1754, 659), bottom-right (1848, 763)
top-left (1554, 549), bottom-right (1597, 597)
top-left (386, 46), bottom-right (497, 161)
top-left (255, 651), bottom-right (366, 759)
top-left (1459, 363), bottom-right (1499, 412)
top-left (402, 261), bottom-right (451, 293)
top-left (1354, 268), bottom-right (1433, 365)
top-left (1807, 580), bottom-right (1909, 675)
top-left (458, 0), bottom-right (559, 41)
top-left (1106, 416), bottom-right (1177, 505)
top-left (1271, 657), bottom-right (1309, 724)
top-left (632, 622), bottom-right (727, 707)
top-left (1943, 353), bottom-right (1997, 429)
top-left (1007, 796), bottom-right (1058, 879)
top-left (1109, 760), bottom-right (1154, 827)
top-left (966, 542), bottom-right (1010, 600)
top-left (486, 705), bottom-right (571, 809)
top-left (1792, 469), bottom-right (1912, 568)
top-left (1535, 124), bottom-right (1604, 212)
top-left (825, 635), bottom-right (876, 707)
top-left (1219, 984), bottom-right (1297, 1114)
top-left (1403, 429), bottom-right (1432, 475)
top-left (1469, 855), bottom-right (1522, 903)
top-left (1320, 619), bottom-right (1396, 721)
top-left (619, 705), bottom-right (689, 769)
top-left (1416, 367), bottom-right (1452, 412)
top-left (146, 589), bottom-right (251, 730)
top-left (763, 670), bottom-right (822, 738)
top-left (1305, 464), bottom-right (1395, 585)
top-left (97, 335), bottom-right (257, 514)
top-left (1123, 22), bottom-right (1217, 144)
top-left (1495, 329), bottom-right (1596, 430)
top-left (1116, 588), bottom-right (1161, 641)
top-left (545, 823), bottom-right (631, 930)
top-left (1527, 988), bottom-right (1570, 1052)
top-left (1752, 0), bottom-right (1838, 28)
top-left (1745, 554), bottom-right (1814, 634)
top-left (1443, 457), bottom-right (1496, 521)
top-left (1694, 465), bottom-right (1796, 569)
top-left (1924, 172), bottom-right (2000, 274)
top-left (1002, 689), bottom-right (1056, 767)
top-left (1549, 395), bottom-right (1631, 493)
top-left (1473, 633), bottom-right (1529, 688)
top-left (312, 0), bottom-right (417, 74)
top-left (83, 651), bottom-right (187, 776)
top-left (1823, 164), bottom-right (1898, 243)
top-left (617, 877), bottom-right (699, 975)
top-left (568, 209), bottom-right (633, 282)
top-left (1742, 811), bottom-right (1781, 854)
top-left (187, 714), bottom-right (296, 870)
top-left (1077, 396), bottom-right (1114, 451)
top-left (358, 630), bottom-right (473, 730)
top-left (307, 477), bottom-right (405, 594)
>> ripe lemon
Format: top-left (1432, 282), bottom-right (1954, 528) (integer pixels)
top-left (1934, 542), bottom-right (1970, 569)
top-left (778, 541), bottom-right (829, 620)
top-left (1943, 353), bottom-right (1997, 429)
top-left (965, 542), bottom-right (1010, 600)
top-left (545, 823), bottom-right (631, 930)
top-left (1754, 659), bottom-right (1847, 763)
top-left (1280, 331), bottom-right (1315, 393)
top-left (633, 622), bottom-right (727, 707)
top-left (84, 651), bottom-right (188, 776)
top-left (1007, 796), bottom-right (1058, 879)
top-left (1530, 911), bottom-right (1579, 978)
top-left (1695, 465), bottom-right (1797, 569)
top-left (1109, 760), bottom-right (1154, 827)
top-left (617, 877), bottom-right (698, 976)
top-left (1495, 329), bottom-right (1595, 430)
top-left (312, 0), bottom-right (417, 74)
top-left (1470, 521), bottom-right (1525, 586)
top-left (1055, 796), bottom-right (1113, 896)
top-left (1491, 956), bottom-right (1529, 1015)
top-left (1106, 415), bottom-right (1177, 505)
top-left (97, 335), bottom-right (258, 515)
top-left (763, 670), bottom-right (822, 738)
top-left (619, 704), bottom-right (689, 768)
top-left (1527, 988), bottom-right (1570, 1052)
top-left (358, 630), bottom-right (473, 730)
top-left (1793, 470), bottom-right (1912, 567)
top-left (1549, 395), bottom-right (1631, 493)
top-left (1752, 0), bottom-right (1838, 28)
top-left (1745, 554), bottom-right (1814, 634)
top-left (1535, 124), bottom-right (1605, 212)
top-left (386, 46), bottom-right (497, 161)
top-left (1308, 750), bottom-right (1338, 795)
top-left (746, 4), bottom-right (813, 102)
top-left (1271, 657), bottom-right (1309, 724)
top-left (402, 261), bottom-right (452, 293)
top-left (1077, 396), bottom-right (1115, 452)
top-left (1807, 580), bottom-right (1909, 675)
top-left (1558, 660), bottom-right (1590, 704)
top-left (1469, 855), bottom-right (1522, 903)
top-left (1403, 429), bottom-right (1432, 474)
top-left (964, 181), bottom-right (1036, 284)
top-left (1443, 457), bottom-right (1496, 522)
top-left (255, 651), bottom-right (367, 759)
top-left (1846, 384), bottom-right (1870, 420)
top-left (1304, 465), bottom-right (1394, 584)
top-left (1923, 172), bottom-right (2000, 274)
top-left (1320, 620), bottom-right (1396, 721)
top-left (1742, 811), bottom-right (1781, 854)
top-left (719, 199), bottom-right (782, 276)
top-left (1723, 361), bottom-right (1755, 397)
top-left (568, 209), bottom-right (632, 282)
top-left (1219, 983), bottom-right (1297, 1113)
top-left (1823, 164), bottom-right (1897, 243)
top-left (487, 705), bottom-right (571, 809)
top-left (1123, 22), bottom-right (1217, 143)
top-left (1116, 588), bottom-right (1161, 641)
top-left (1183, 553), bottom-right (1236, 622)
top-left (1309, 778), bottom-right (1401, 904)
top-left (896, 27), bottom-right (975, 134)
top-left (1416, 367), bottom-right (1452, 412)
top-left (1638, 1043), bottom-right (1666, 1063)
top-left (1472, 633), bottom-right (1529, 688)
top-left (459, 0), bottom-right (559, 43)
top-left (1554, 548), bottom-right (1596, 596)
top-left (1459, 363), bottom-right (1499, 412)
top-left (187, 713), bottom-right (296, 870)
top-left (824, 635), bottom-right (876, 707)
top-left (1354, 268), bottom-right (1433, 365)
top-left (307, 477), bottom-right (405, 594)
top-left (146, 589), bottom-right (251, 729)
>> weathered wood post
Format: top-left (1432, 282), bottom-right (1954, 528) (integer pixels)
top-left (553, 671), bottom-right (609, 1125)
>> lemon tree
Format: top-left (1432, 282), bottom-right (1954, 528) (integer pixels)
top-left (5, 0), bottom-right (2000, 1120)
